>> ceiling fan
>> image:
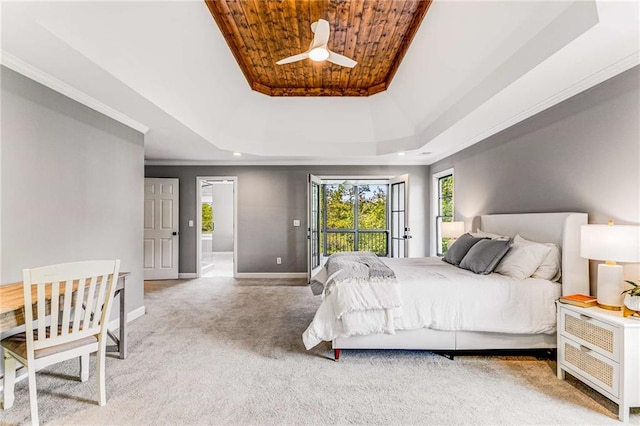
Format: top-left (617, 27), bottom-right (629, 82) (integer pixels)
top-left (276, 19), bottom-right (357, 68)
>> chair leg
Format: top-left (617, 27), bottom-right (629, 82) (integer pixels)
top-left (97, 349), bottom-right (106, 406)
top-left (80, 354), bottom-right (90, 382)
top-left (2, 352), bottom-right (16, 410)
top-left (27, 369), bottom-right (39, 426)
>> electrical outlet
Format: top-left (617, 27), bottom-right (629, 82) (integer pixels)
top-left (188, 220), bottom-right (194, 227)
top-left (276, 257), bottom-right (282, 265)
top-left (293, 220), bottom-right (300, 227)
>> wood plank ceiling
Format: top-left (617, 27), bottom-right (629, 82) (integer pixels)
top-left (205, 0), bottom-right (432, 96)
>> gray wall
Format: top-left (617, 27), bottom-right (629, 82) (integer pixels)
top-left (211, 183), bottom-right (234, 252)
top-left (1, 66), bottom-right (145, 315)
top-left (431, 66), bottom-right (640, 286)
top-left (145, 166), bottom-right (429, 274)
top-left (431, 66), bottom-right (639, 227)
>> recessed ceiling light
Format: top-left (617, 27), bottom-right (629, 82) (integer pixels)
top-left (397, 152), bottom-right (406, 156)
top-left (233, 152), bottom-right (242, 156)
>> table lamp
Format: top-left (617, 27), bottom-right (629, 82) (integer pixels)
top-left (442, 221), bottom-right (465, 240)
top-left (580, 221), bottom-right (640, 310)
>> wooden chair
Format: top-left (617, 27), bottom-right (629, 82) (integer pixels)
top-left (1, 260), bottom-right (120, 425)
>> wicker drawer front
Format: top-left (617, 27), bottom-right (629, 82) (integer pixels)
top-left (560, 336), bottom-right (619, 398)
top-left (562, 310), bottom-right (619, 360)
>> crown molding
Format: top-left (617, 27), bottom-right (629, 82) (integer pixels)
top-left (1, 51), bottom-right (149, 134)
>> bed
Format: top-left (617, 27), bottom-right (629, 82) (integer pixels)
top-left (303, 212), bottom-right (589, 360)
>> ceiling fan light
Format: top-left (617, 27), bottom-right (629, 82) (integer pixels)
top-left (308, 47), bottom-right (329, 62)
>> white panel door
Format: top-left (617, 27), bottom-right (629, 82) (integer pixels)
top-left (390, 174), bottom-right (410, 257)
top-left (144, 178), bottom-right (179, 280)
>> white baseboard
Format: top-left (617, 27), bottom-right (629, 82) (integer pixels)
top-left (178, 273), bottom-right (197, 279)
top-left (234, 272), bottom-right (307, 279)
top-left (108, 305), bottom-right (146, 331)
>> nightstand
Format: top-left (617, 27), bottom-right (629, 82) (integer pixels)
top-left (557, 302), bottom-right (640, 422)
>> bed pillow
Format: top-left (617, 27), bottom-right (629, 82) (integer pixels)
top-left (470, 229), bottom-right (510, 240)
top-left (514, 235), bottom-right (561, 282)
top-left (442, 233), bottom-right (486, 266)
top-left (494, 236), bottom-right (552, 280)
top-left (458, 238), bottom-right (512, 275)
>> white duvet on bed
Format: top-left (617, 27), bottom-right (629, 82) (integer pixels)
top-left (302, 257), bottom-right (561, 350)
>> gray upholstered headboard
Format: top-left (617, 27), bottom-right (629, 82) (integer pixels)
top-left (472, 212), bottom-right (589, 296)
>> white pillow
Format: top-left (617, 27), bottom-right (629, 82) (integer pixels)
top-left (514, 235), bottom-right (561, 282)
top-left (470, 229), bottom-right (510, 240)
top-left (494, 237), bottom-right (551, 280)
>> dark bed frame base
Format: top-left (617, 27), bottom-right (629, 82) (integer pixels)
top-left (333, 348), bottom-right (556, 362)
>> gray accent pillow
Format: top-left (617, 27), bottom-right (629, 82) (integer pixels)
top-left (442, 233), bottom-right (486, 266)
top-left (459, 238), bottom-right (512, 275)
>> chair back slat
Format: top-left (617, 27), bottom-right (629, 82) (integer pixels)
top-left (36, 284), bottom-right (46, 339)
top-left (22, 260), bottom-right (120, 354)
top-left (84, 276), bottom-right (100, 330)
top-left (92, 274), bottom-right (109, 328)
top-left (72, 278), bottom-right (87, 333)
top-left (61, 280), bottom-right (74, 337)
top-left (50, 282), bottom-right (61, 338)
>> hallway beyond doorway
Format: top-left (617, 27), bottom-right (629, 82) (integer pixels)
top-left (198, 176), bottom-right (237, 278)
top-left (201, 251), bottom-right (233, 277)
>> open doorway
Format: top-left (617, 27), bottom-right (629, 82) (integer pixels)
top-left (197, 177), bottom-right (237, 278)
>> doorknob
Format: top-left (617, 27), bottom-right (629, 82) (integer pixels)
top-left (172, 231), bottom-right (178, 236)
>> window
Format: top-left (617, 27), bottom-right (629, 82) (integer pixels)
top-left (432, 169), bottom-right (454, 256)
top-left (322, 182), bottom-right (388, 256)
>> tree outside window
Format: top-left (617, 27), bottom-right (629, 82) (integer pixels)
top-left (438, 175), bottom-right (453, 255)
top-left (202, 203), bottom-right (213, 232)
top-left (322, 183), bottom-right (388, 255)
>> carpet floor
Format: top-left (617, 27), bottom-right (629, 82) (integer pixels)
top-left (1, 277), bottom-right (638, 425)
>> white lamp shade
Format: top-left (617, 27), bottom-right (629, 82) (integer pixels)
top-left (580, 224), bottom-right (640, 262)
top-left (441, 221), bottom-right (465, 239)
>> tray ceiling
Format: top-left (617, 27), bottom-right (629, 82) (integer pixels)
top-left (205, 0), bottom-right (432, 96)
top-left (2, 1), bottom-right (637, 164)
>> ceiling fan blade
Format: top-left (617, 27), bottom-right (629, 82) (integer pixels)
top-left (327, 51), bottom-right (357, 68)
top-left (311, 19), bottom-right (330, 48)
top-left (276, 52), bottom-right (309, 65)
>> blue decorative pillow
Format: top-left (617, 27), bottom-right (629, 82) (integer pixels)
top-left (459, 238), bottom-right (512, 275)
top-left (442, 233), bottom-right (486, 266)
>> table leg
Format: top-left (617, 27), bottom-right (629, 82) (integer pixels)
top-left (119, 284), bottom-right (126, 359)
top-left (106, 277), bottom-right (127, 359)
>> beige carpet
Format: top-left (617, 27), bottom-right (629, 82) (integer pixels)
top-left (1, 276), bottom-right (638, 425)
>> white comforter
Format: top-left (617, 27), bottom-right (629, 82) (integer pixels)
top-left (302, 257), bottom-right (561, 350)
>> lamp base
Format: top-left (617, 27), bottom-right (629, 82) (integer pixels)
top-left (597, 302), bottom-right (622, 311)
top-left (596, 263), bottom-right (624, 309)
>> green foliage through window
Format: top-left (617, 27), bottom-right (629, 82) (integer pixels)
top-left (202, 203), bottom-right (213, 232)
top-left (438, 174), bottom-right (454, 255)
top-left (322, 183), bottom-right (388, 256)
top-left (358, 185), bottom-right (387, 230)
top-left (325, 184), bottom-right (355, 230)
